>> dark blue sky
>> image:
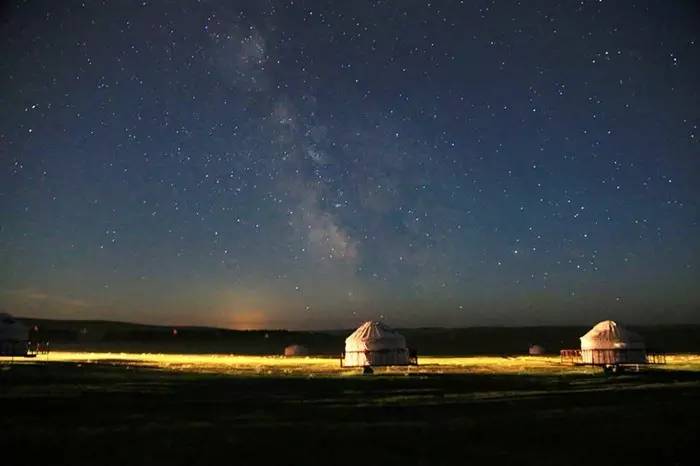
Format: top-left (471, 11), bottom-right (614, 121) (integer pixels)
top-left (1, 1), bottom-right (698, 329)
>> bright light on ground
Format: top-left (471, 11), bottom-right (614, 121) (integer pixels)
top-left (3, 352), bottom-right (699, 376)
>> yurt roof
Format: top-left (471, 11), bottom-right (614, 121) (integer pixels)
top-left (580, 320), bottom-right (643, 345)
top-left (345, 321), bottom-right (407, 350)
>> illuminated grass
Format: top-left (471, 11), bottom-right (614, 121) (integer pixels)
top-left (4, 352), bottom-right (700, 376)
top-left (25, 352), bottom-right (343, 376)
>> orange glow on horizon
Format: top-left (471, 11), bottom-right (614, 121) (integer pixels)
top-left (225, 309), bottom-right (271, 330)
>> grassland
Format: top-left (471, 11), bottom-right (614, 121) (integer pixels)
top-left (2, 352), bottom-right (700, 465)
top-left (9, 351), bottom-right (700, 375)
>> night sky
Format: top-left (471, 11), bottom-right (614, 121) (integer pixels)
top-left (1, 1), bottom-right (698, 329)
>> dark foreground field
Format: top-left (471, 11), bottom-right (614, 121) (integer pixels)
top-left (2, 362), bottom-right (699, 466)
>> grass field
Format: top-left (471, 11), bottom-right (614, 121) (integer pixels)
top-left (2, 353), bottom-right (700, 465)
top-left (8, 351), bottom-right (700, 374)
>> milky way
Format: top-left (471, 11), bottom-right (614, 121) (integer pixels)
top-left (1, 1), bottom-right (698, 329)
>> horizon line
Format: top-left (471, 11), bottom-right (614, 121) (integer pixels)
top-left (13, 315), bottom-right (700, 332)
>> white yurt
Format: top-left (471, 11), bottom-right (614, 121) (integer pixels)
top-left (0, 313), bottom-right (30, 356)
top-left (580, 320), bottom-right (646, 365)
top-left (284, 344), bottom-right (309, 357)
top-left (528, 344), bottom-right (546, 355)
top-left (342, 321), bottom-right (414, 367)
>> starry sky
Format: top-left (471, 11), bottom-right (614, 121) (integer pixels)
top-left (1, 1), bottom-right (698, 329)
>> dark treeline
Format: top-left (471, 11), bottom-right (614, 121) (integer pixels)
top-left (17, 317), bottom-right (700, 356)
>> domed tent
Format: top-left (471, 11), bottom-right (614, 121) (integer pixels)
top-left (528, 344), bottom-right (546, 355)
top-left (341, 321), bottom-right (417, 367)
top-left (284, 344), bottom-right (309, 357)
top-left (0, 313), bottom-right (30, 356)
top-left (579, 320), bottom-right (646, 365)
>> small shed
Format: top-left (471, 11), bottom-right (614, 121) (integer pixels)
top-left (284, 344), bottom-right (309, 357)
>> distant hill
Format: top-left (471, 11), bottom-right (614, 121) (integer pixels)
top-left (16, 317), bottom-right (700, 356)
top-left (399, 326), bottom-right (700, 355)
top-left (18, 317), bottom-right (342, 355)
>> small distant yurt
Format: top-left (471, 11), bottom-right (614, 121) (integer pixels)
top-left (528, 344), bottom-right (546, 355)
top-left (342, 321), bottom-right (415, 367)
top-left (284, 344), bottom-right (309, 357)
top-left (0, 313), bottom-right (30, 356)
top-left (580, 320), bottom-right (646, 365)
